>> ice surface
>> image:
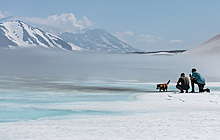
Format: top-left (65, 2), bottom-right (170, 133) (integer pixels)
top-left (0, 50), bottom-right (220, 139)
top-left (0, 77), bottom-right (220, 140)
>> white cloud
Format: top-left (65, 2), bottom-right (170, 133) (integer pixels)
top-left (138, 34), bottom-right (162, 43)
top-left (170, 39), bottom-right (183, 43)
top-left (22, 13), bottom-right (93, 34)
top-left (0, 11), bottom-right (6, 19)
top-left (0, 11), bottom-right (12, 20)
top-left (113, 31), bottom-right (134, 43)
top-left (114, 31), bottom-right (134, 37)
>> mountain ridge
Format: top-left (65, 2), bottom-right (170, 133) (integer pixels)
top-left (0, 20), bottom-right (140, 53)
top-left (59, 29), bottom-right (141, 53)
top-left (184, 33), bottom-right (220, 55)
top-left (0, 20), bottom-right (72, 51)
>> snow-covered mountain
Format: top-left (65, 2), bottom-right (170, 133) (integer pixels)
top-left (0, 20), bottom-right (72, 50)
top-left (184, 34), bottom-right (220, 54)
top-left (0, 20), bottom-right (140, 53)
top-left (59, 29), bottom-right (141, 53)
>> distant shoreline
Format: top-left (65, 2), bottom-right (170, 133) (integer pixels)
top-left (128, 50), bottom-right (186, 54)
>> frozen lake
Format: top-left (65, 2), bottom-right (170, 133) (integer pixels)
top-left (0, 78), bottom-right (220, 140)
top-left (0, 77), bottom-right (166, 123)
top-left (0, 51), bottom-right (220, 139)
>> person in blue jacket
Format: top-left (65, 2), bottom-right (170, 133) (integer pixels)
top-left (190, 68), bottom-right (210, 93)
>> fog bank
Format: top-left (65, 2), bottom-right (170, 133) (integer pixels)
top-left (0, 48), bottom-right (219, 82)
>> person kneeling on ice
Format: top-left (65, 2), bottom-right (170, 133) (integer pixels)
top-left (176, 73), bottom-right (190, 93)
top-left (190, 68), bottom-right (210, 93)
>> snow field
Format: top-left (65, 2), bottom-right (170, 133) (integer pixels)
top-left (0, 91), bottom-right (219, 140)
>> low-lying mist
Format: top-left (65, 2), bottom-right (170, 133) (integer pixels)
top-left (0, 48), bottom-right (220, 83)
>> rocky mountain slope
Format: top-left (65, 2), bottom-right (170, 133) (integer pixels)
top-left (59, 29), bottom-right (140, 53)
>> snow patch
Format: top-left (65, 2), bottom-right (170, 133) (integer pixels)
top-left (68, 43), bottom-right (83, 51)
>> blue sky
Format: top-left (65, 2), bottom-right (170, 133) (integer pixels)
top-left (1, 0), bottom-right (220, 51)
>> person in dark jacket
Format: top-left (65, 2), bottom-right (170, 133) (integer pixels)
top-left (176, 73), bottom-right (190, 93)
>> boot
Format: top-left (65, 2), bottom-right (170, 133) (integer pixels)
top-left (206, 88), bottom-right (210, 92)
top-left (190, 90), bottom-right (195, 93)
